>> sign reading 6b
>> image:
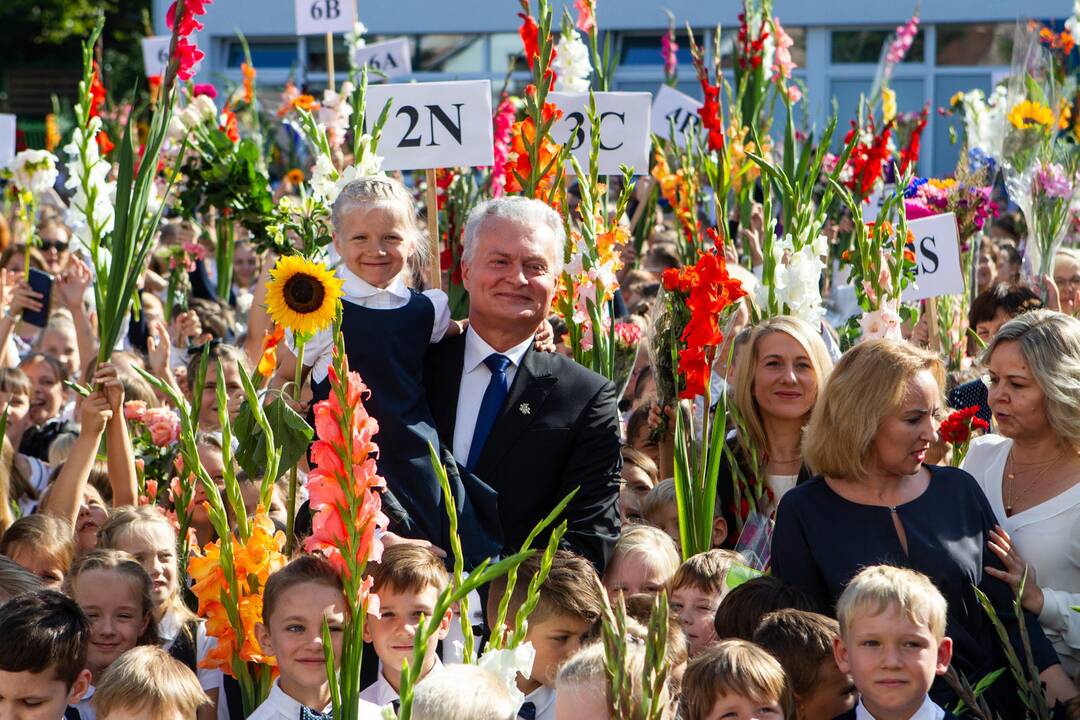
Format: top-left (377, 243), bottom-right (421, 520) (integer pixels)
top-left (295, 0), bottom-right (356, 36)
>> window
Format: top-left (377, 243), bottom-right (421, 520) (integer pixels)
top-left (306, 36), bottom-right (350, 73)
top-left (936, 24), bottom-right (1014, 65)
top-left (490, 32), bottom-right (529, 73)
top-left (415, 34), bottom-right (484, 73)
top-left (226, 41), bottom-right (298, 69)
top-left (618, 32), bottom-right (703, 66)
top-left (831, 28), bottom-right (924, 64)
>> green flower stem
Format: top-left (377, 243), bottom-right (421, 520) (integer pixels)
top-left (285, 341), bottom-right (305, 555)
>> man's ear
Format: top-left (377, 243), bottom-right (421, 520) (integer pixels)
top-left (711, 515), bottom-right (729, 548)
top-left (67, 668), bottom-right (92, 705)
top-left (833, 635), bottom-right (852, 675)
top-left (459, 256), bottom-right (471, 291)
top-left (935, 636), bottom-right (953, 675)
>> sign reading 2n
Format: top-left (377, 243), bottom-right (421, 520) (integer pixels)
top-left (363, 80), bottom-right (494, 170)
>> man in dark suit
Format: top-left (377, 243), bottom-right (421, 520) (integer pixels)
top-left (423, 197), bottom-right (622, 573)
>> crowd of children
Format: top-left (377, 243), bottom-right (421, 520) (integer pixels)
top-left (0, 164), bottom-right (1078, 720)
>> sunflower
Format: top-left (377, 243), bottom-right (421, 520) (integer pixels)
top-left (1007, 100), bottom-right (1054, 130)
top-left (265, 255), bottom-right (343, 338)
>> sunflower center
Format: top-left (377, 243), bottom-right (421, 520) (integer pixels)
top-left (282, 272), bottom-right (326, 314)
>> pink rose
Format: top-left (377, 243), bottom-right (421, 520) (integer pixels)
top-left (124, 400), bottom-right (148, 422)
top-left (144, 407), bottom-right (181, 446)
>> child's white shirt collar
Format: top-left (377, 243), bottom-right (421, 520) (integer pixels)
top-left (855, 695), bottom-right (945, 720)
top-left (339, 266), bottom-right (411, 304)
top-left (519, 685), bottom-right (556, 720)
top-left (359, 657), bottom-right (444, 708)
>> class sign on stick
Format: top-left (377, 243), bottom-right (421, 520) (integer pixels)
top-left (363, 79), bottom-right (494, 170)
top-left (294, 0), bottom-right (356, 36)
top-left (901, 212), bottom-right (966, 302)
top-left (141, 36), bottom-right (171, 78)
top-left (548, 92), bottom-right (651, 175)
top-left (352, 38), bottom-right (412, 81)
top-left (650, 85), bottom-right (702, 147)
top-left (0, 114), bottom-right (16, 169)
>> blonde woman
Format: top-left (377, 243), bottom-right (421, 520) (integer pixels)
top-left (962, 310), bottom-right (1080, 677)
top-left (772, 339), bottom-right (1077, 713)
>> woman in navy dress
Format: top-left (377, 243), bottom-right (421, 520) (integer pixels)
top-left (772, 339), bottom-right (1077, 714)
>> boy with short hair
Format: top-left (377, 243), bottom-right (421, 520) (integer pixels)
top-left (361, 544), bottom-right (453, 710)
top-left (485, 550), bottom-right (605, 720)
top-left (670, 549), bottom-right (742, 657)
top-left (92, 646), bottom-right (209, 720)
top-left (833, 565), bottom-right (957, 720)
top-left (753, 609), bottom-right (857, 720)
top-left (680, 639), bottom-right (794, 720)
top-left (0, 588), bottom-right (92, 720)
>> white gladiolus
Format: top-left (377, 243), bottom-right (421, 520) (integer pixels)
top-left (63, 120), bottom-right (116, 247)
top-left (309, 153), bottom-right (340, 203)
top-left (553, 29), bottom-right (592, 93)
top-left (10, 149), bottom-right (59, 195)
top-left (63, 119), bottom-right (116, 247)
top-left (476, 642), bottom-right (536, 710)
top-left (1066, 0), bottom-right (1079, 40)
top-left (319, 82), bottom-right (355, 152)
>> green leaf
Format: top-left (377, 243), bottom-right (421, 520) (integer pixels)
top-left (233, 395), bottom-right (313, 481)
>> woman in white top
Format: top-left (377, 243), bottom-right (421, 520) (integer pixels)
top-left (961, 309), bottom-right (1080, 676)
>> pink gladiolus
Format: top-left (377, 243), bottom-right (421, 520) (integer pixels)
top-left (124, 400), bottom-right (148, 422)
top-left (787, 84), bottom-right (803, 103)
top-left (574, 0), bottom-right (596, 33)
top-left (884, 14), bottom-right (920, 76)
top-left (491, 95), bottom-right (517, 198)
top-left (661, 30), bottom-right (679, 78)
top-left (772, 17), bottom-right (796, 81)
top-left (144, 407), bottom-right (181, 446)
top-left (193, 83), bottom-right (217, 99)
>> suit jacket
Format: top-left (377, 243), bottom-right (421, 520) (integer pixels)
top-left (424, 333), bottom-right (622, 572)
top-left (832, 708), bottom-right (959, 720)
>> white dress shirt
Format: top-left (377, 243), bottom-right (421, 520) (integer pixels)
top-left (248, 678), bottom-right (382, 720)
top-left (290, 267), bottom-right (451, 383)
top-left (359, 657), bottom-right (444, 709)
top-left (961, 433), bottom-right (1080, 676)
top-left (452, 327), bottom-right (534, 465)
top-left (74, 685), bottom-right (95, 720)
top-left (855, 695), bottom-right (945, 720)
top-left (518, 685), bottom-right (556, 720)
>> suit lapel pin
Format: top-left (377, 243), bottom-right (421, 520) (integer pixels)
top-left (519, 402), bottom-right (531, 415)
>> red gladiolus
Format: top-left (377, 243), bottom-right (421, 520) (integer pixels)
top-left (221, 109), bottom-right (239, 142)
top-left (166, 0), bottom-right (213, 37)
top-left (89, 62), bottom-right (106, 119)
top-left (843, 118), bottom-right (894, 199)
top-left (736, 13), bottom-right (770, 71)
top-left (692, 51), bottom-right (724, 153)
top-left (574, 0), bottom-right (596, 33)
top-left (95, 130), bottom-right (115, 155)
top-left (519, 13), bottom-right (540, 69)
top-left (174, 37), bottom-right (205, 81)
top-left (899, 107), bottom-right (929, 174)
top-left (664, 250), bottom-right (747, 399)
top-left (939, 406), bottom-right (989, 445)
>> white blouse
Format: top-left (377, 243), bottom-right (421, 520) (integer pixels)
top-left (961, 433), bottom-right (1080, 676)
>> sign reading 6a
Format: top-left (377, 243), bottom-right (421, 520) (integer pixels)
top-left (295, 0), bottom-right (355, 36)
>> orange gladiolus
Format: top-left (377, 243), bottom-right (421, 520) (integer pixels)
top-left (291, 95), bottom-right (319, 113)
top-left (257, 325), bottom-right (284, 378)
top-left (242, 62), bottom-right (256, 104)
top-left (504, 103), bottom-right (564, 205)
top-left (189, 512), bottom-right (286, 674)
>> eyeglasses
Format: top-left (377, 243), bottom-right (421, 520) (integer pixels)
top-left (1054, 275), bottom-right (1080, 290)
top-left (39, 240), bottom-right (67, 253)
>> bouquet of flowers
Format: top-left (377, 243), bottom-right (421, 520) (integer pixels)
top-left (661, 248), bottom-right (747, 557)
top-left (940, 406), bottom-right (990, 466)
top-left (123, 401), bottom-right (182, 505)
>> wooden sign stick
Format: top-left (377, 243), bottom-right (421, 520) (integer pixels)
top-left (927, 297), bottom-right (941, 352)
top-left (326, 31), bottom-right (335, 92)
top-left (425, 168), bottom-right (441, 291)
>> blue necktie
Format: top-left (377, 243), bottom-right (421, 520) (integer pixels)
top-left (299, 707), bottom-right (332, 720)
top-left (466, 353), bottom-right (511, 472)
top-left (518, 701), bottom-right (537, 720)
